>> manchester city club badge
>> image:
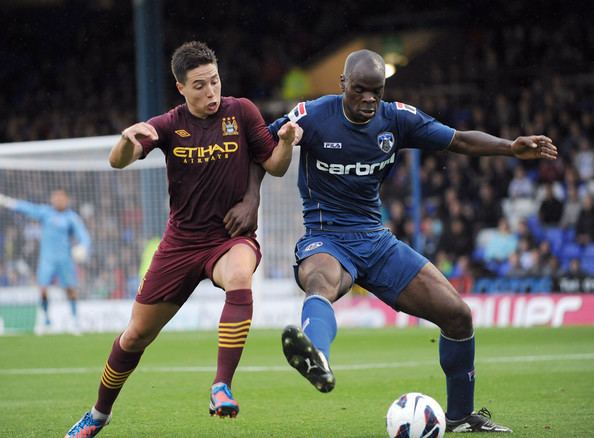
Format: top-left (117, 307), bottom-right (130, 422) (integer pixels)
top-left (222, 116), bottom-right (239, 136)
top-left (377, 132), bottom-right (395, 153)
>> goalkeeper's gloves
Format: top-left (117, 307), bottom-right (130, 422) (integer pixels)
top-left (0, 194), bottom-right (17, 209)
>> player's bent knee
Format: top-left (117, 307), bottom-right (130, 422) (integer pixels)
top-left (442, 301), bottom-right (473, 339)
top-left (223, 268), bottom-right (254, 290)
top-left (121, 327), bottom-right (157, 351)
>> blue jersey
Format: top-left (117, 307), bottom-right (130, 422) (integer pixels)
top-left (269, 95), bottom-right (455, 231)
top-left (14, 201), bottom-right (90, 261)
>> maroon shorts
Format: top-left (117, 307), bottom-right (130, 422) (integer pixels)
top-left (136, 230), bottom-right (261, 306)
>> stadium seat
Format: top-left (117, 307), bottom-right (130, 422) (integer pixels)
top-left (580, 256), bottom-right (594, 275)
top-left (583, 244), bottom-right (594, 258)
top-left (526, 215), bottom-right (544, 242)
top-left (559, 243), bottom-right (582, 262)
top-left (563, 227), bottom-right (576, 243)
top-left (543, 227), bottom-right (564, 256)
top-left (472, 246), bottom-right (485, 262)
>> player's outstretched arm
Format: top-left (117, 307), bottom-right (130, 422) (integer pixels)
top-left (224, 162), bottom-right (265, 237)
top-left (261, 122), bottom-right (302, 177)
top-left (449, 130), bottom-right (557, 160)
top-left (109, 122), bottom-right (158, 169)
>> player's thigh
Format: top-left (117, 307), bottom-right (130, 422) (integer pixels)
top-left (57, 260), bottom-right (77, 289)
top-left (211, 241), bottom-right (258, 291)
top-left (122, 301), bottom-right (181, 351)
top-left (298, 253), bottom-right (352, 300)
top-left (36, 259), bottom-right (55, 287)
top-left (396, 262), bottom-right (472, 337)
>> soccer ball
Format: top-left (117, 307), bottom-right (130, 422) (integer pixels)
top-left (386, 392), bottom-right (445, 438)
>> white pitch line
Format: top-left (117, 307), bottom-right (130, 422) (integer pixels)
top-left (0, 352), bottom-right (593, 376)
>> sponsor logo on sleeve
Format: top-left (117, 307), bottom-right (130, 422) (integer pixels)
top-left (288, 102), bottom-right (307, 122)
top-left (324, 142), bottom-right (342, 149)
top-left (396, 102), bottom-right (417, 114)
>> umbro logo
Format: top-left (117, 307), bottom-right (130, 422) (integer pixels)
top-left (175, 129), bottom-right (191, 138)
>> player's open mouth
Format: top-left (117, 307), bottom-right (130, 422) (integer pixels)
top-left (207, 102), bottom-right (218, 111)
top-left (360, 108), bottom-right (375, 116)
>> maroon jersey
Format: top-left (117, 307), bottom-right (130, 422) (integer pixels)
top-left (140, 97), bottom-right (276, 236)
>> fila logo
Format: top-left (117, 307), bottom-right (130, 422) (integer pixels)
top-left (324, 142), bottom-right (342, 149)
top-left (175, 129), bottom-right (191, 138)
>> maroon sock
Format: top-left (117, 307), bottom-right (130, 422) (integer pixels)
top-left (213, 289), bottom-right (253, 386)
top-left (94, 334), bottom-right (144, 415)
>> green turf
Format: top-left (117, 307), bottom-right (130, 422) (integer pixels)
top-left (1, 327), bottom-right (593, 437)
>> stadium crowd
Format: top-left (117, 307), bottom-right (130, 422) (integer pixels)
top-left (1, 2), bottom-right (593, 296)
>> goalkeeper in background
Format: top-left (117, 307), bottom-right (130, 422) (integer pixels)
top-left (0, 189), bottom-right (90, 334)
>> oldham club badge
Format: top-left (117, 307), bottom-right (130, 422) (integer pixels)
top-left (377, 132), bottom-right (395, 153)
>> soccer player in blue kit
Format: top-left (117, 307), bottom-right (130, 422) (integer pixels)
top-left (269, 49), bottom-right (558, 433)
top-left (0, 190), bottom-right (90, 333)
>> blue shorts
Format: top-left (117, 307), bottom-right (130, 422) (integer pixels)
top-left (294, 229), bottom-right (428, 308)
top-left (37, 257), bottom-right (77, 288)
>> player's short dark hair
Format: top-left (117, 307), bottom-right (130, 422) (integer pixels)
top-left (171, 41), bottom-right (218, 84)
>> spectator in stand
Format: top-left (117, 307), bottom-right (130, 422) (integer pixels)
top-left (518, 244), bottom-right (540, 276)
top-left (503, 252), bottom-right (525, 277)
top-left (385, 200), bottom-right (406, 237)
top-left (516, 218), bottom-right (535, 247)
top-left (508, 165), bottom-right (535, 199)
top-left (576, 194), bottom-right (594, 245)
top-left (540, 254), bottom-right (562, 277)
top-left (435, 250), bottom-right (454, 278)
top-left (449, 255), bottom-right (474, 294)
top-left (572, 138), bottom-right (594, 182)
top-left (474, 184), bottom-right (503, 230)
top-left (538, 183), bottom-right (563, 226)
top-left (438, 217), bottom-right (474, 259)
top-left (566, 258), bottom-right (585, 277)
top-left (559, 185), bottom-right (582, 230)
top-left (484, 218), bottom-right (518, 262)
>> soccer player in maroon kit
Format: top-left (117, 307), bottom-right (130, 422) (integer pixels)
top-left (65, 41), bottom-right (301, 437)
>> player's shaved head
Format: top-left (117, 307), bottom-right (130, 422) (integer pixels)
top-left (340, 49), bottom-right (386, 123)
top-left (343, 49), bottom-right (385, 80)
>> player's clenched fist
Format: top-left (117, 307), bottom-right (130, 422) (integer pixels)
top-left (278, 121), bottom-right (303, 146)
top-left (121, 122), bottom-right (159, 148)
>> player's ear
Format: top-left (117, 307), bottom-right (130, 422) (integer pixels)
top-left (175, 81), bottom-right (185, 96)
top-left (339, 74), bottom-right (346, 92)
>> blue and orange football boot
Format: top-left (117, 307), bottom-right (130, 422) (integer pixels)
top-left (209, 382), bottom-right (239, 418)
top-left (65, 410), bottom-right (111, 437)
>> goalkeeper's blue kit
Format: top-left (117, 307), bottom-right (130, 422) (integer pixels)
top-left (14, 201), bottom-right (90, 287)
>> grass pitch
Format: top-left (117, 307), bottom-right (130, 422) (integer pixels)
top-left (1, 326), bottom-right (593, 437)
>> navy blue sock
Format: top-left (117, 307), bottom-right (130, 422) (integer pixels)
top-left (439, 332), bottom-right (475, 420)
top-left (301, 295), bottom-right (337, 360)
top-left (41, 296), bottom-right (49, 324)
